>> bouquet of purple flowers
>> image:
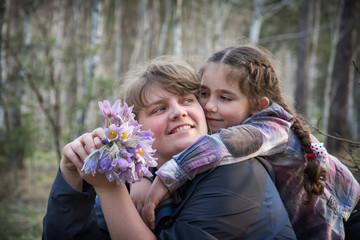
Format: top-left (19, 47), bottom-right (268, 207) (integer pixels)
top-left (81, 100), bottom-right (157, 184)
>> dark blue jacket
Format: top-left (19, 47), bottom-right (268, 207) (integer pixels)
top-left (42, 158), bottom-right (296, 239)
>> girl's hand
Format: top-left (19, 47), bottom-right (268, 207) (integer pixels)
top-left (130, 179), bottom-right (153, 215)
top-left (142, 177), bottom-right (170, 230)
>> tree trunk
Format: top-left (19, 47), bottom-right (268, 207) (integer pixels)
top-left (308, 0), bottom-right (321, 122)
top-left (323, 0), bottom-right (343, 133)
top-left (294, 0), bottom-right (311, 117)
top-left (249, 0), bottom-right (264, 45)
top-left (76, 0), bottom-right (102, 137)
top-left (114, 0), bottom-right (123, 78)
top-left (130, 0), bottom-right (147, 65)
top-left (157, 0), bottom-right (172, 55)
top-left (64, 1), bottom-right (81, 141)
top-left (212, 0), bottom-right (231, 50)
top-left (173, 0), bottom-right (182, 57)
top-left (356, 59), bottom-right (360, 143)
top-left (0, 0), bottom-right (6, 137)
top-left (326, 0), bottom-right (355, 153)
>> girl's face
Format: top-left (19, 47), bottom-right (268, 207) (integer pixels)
top-left (199, 62), bottom-right (253, 133)
top-left (137, 83), bottom-right (208, 167)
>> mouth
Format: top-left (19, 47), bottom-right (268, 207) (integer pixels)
top-left (206, 117), bottom-right (221, 122)
top-left (169, 124), bottom-right (193, 134)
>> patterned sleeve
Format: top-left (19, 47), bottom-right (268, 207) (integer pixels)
top-left (156, 134), bottom-right (231, 191)
top-left (219, 115), bottom-right (291, 163)
top-left (156, 113), bottom-right (292, 192)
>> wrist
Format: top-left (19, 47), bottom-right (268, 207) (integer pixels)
top-left (94, 182), bottom-right (120, 195)
top-left (59, 164), bottom-right (83, 191)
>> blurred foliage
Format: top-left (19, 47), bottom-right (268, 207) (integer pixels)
top-left (0, 151), bottom-right (58, 240)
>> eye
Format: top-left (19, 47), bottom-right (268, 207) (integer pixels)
top-left (199, 90), bottom-right (209, 98)
top-left (183, 98), bottom-right (193, 104)
top-left (151, 106), bottom-right (167, 114)
top-left (220, 96), bottom-right (232, 101)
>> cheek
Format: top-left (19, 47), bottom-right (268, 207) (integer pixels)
top-left (198, 97), bottom-right (207, 108)
top-left (142, 120), bottom-right (164, 140)
top-left (138, 114), bottom-right (165, 141)
top-left (219, 106), bottom-right (235, 120)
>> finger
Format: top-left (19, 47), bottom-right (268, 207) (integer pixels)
top-left (91, 127), bottom-right (106, 140)
top-left (142, 203), bottom-right (156, 230)
top-left (82, 133), bottom-right (96, 154)
top-left (149, 209), bottom-right (155, 230)
top-left (70, 139), bottom-right (88, 162)
top-left (93, 136), bottom-right (103, 149)
top-left (63, 144), bottom-right (83, 169)
top-left (141, 206), bottom-right (150, 228)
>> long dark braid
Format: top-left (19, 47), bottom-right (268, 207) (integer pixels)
top-left (200, 45), bottom-right (327, 204)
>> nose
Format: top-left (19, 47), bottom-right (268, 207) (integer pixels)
top-left (169, 103), bottom-right (187, 120)
top-left (203, 98), bottom-right (217, 113)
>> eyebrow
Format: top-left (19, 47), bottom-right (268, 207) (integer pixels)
top-left (145, 98), bottom-right (168, 109)
top-left (201, 85), bottom-right (236, 96)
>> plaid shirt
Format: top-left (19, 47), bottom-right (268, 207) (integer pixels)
top-left (156, 103), bottom-right (360, 239)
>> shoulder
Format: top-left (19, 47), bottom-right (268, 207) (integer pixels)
top-left (173, 159), bottom-right (269, 238)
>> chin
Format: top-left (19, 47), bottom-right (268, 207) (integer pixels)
top-left (209, 128), bottom-right (220, 134)
top-left (175, 141), bottom-right (194, 152)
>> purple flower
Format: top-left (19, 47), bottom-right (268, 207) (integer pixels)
top-left (137, 129), bottom-right (154, 138)
top-left (104, 171), bottom-right (116, 182)
top-left (82, 99), bottom-right (158, 185)
top-left (99, 156), bottom-right (113, 172)
top-left (99, 100), bottom-right (121, 118)
top-left (99, 100), bottom-right (122, 127)
top-left (112, 158), bottom-right (130, 171)
top-left (118, 123), bottom-right (135, 140)
top-left (119, 149), bottom-right (133, 162)
top-left (81, 150), bottom-right (101, 176)
top-left (105, 124), bottom-right (120, 141)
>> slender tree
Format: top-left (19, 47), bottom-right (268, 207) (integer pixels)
top-left (157, 0), bottom-right (172, 56)
top-left (308, 0), bottom-right (321, 121)
top-left (326, 0), bottom-right (355, 153)
top-left (130, 0), bottom-right (147, 65)
top-left (249, 0), bottom-right (294, 45)
top-left (0, 0), bottom-right (6, 137)
top-left (294, 0), bottom-right (311, 116)
top-left (173, 0), bottom-right (182, 56)
top-left (323, 0), bottom-right (342, 133)
top-left (76, 0), bottom-right (103, 137)
top-left (114, 0), bottom-right (123, 78)
top-left (249, 0), bottom-right (264, 44)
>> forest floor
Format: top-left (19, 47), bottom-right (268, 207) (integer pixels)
top-left (0, 150), bottom-right (359, 240)
top-left (0, 152), bottom-right (58, 240)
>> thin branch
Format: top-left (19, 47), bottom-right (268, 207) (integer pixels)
top-left (353, 60), bottom-right (360, 74)
top-left (309, 124), bottom-right (360, 147)
top-left (12, 54), bottom-right (56, 129)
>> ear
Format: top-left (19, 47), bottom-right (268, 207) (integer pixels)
top-left (259, 97), bottom-right (270, 109)
top-left (251, 97), bottom-right (270, 115)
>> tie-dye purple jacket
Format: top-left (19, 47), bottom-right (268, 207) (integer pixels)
top-left (156, 103), bottom-right (360, 239)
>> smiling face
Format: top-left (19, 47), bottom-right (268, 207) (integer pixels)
top-left (199, 62), bottom-right (253, 133)
top-left (137, 83), bottom-right (208, 166)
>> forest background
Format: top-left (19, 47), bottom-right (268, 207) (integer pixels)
top-left (0, 0), bottom-right (359, 239)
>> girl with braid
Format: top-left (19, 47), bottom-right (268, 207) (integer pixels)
top-left (140, 45), bottom-right (360, 239)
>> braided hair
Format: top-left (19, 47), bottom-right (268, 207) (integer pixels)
top-left (199, 45), bottom-right (327, 204)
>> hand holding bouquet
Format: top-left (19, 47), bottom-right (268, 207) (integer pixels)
top-left (81, 100), bottom-right (157, 184)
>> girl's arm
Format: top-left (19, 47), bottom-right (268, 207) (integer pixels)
top-left (156, 109), bottom-right (293, 192)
